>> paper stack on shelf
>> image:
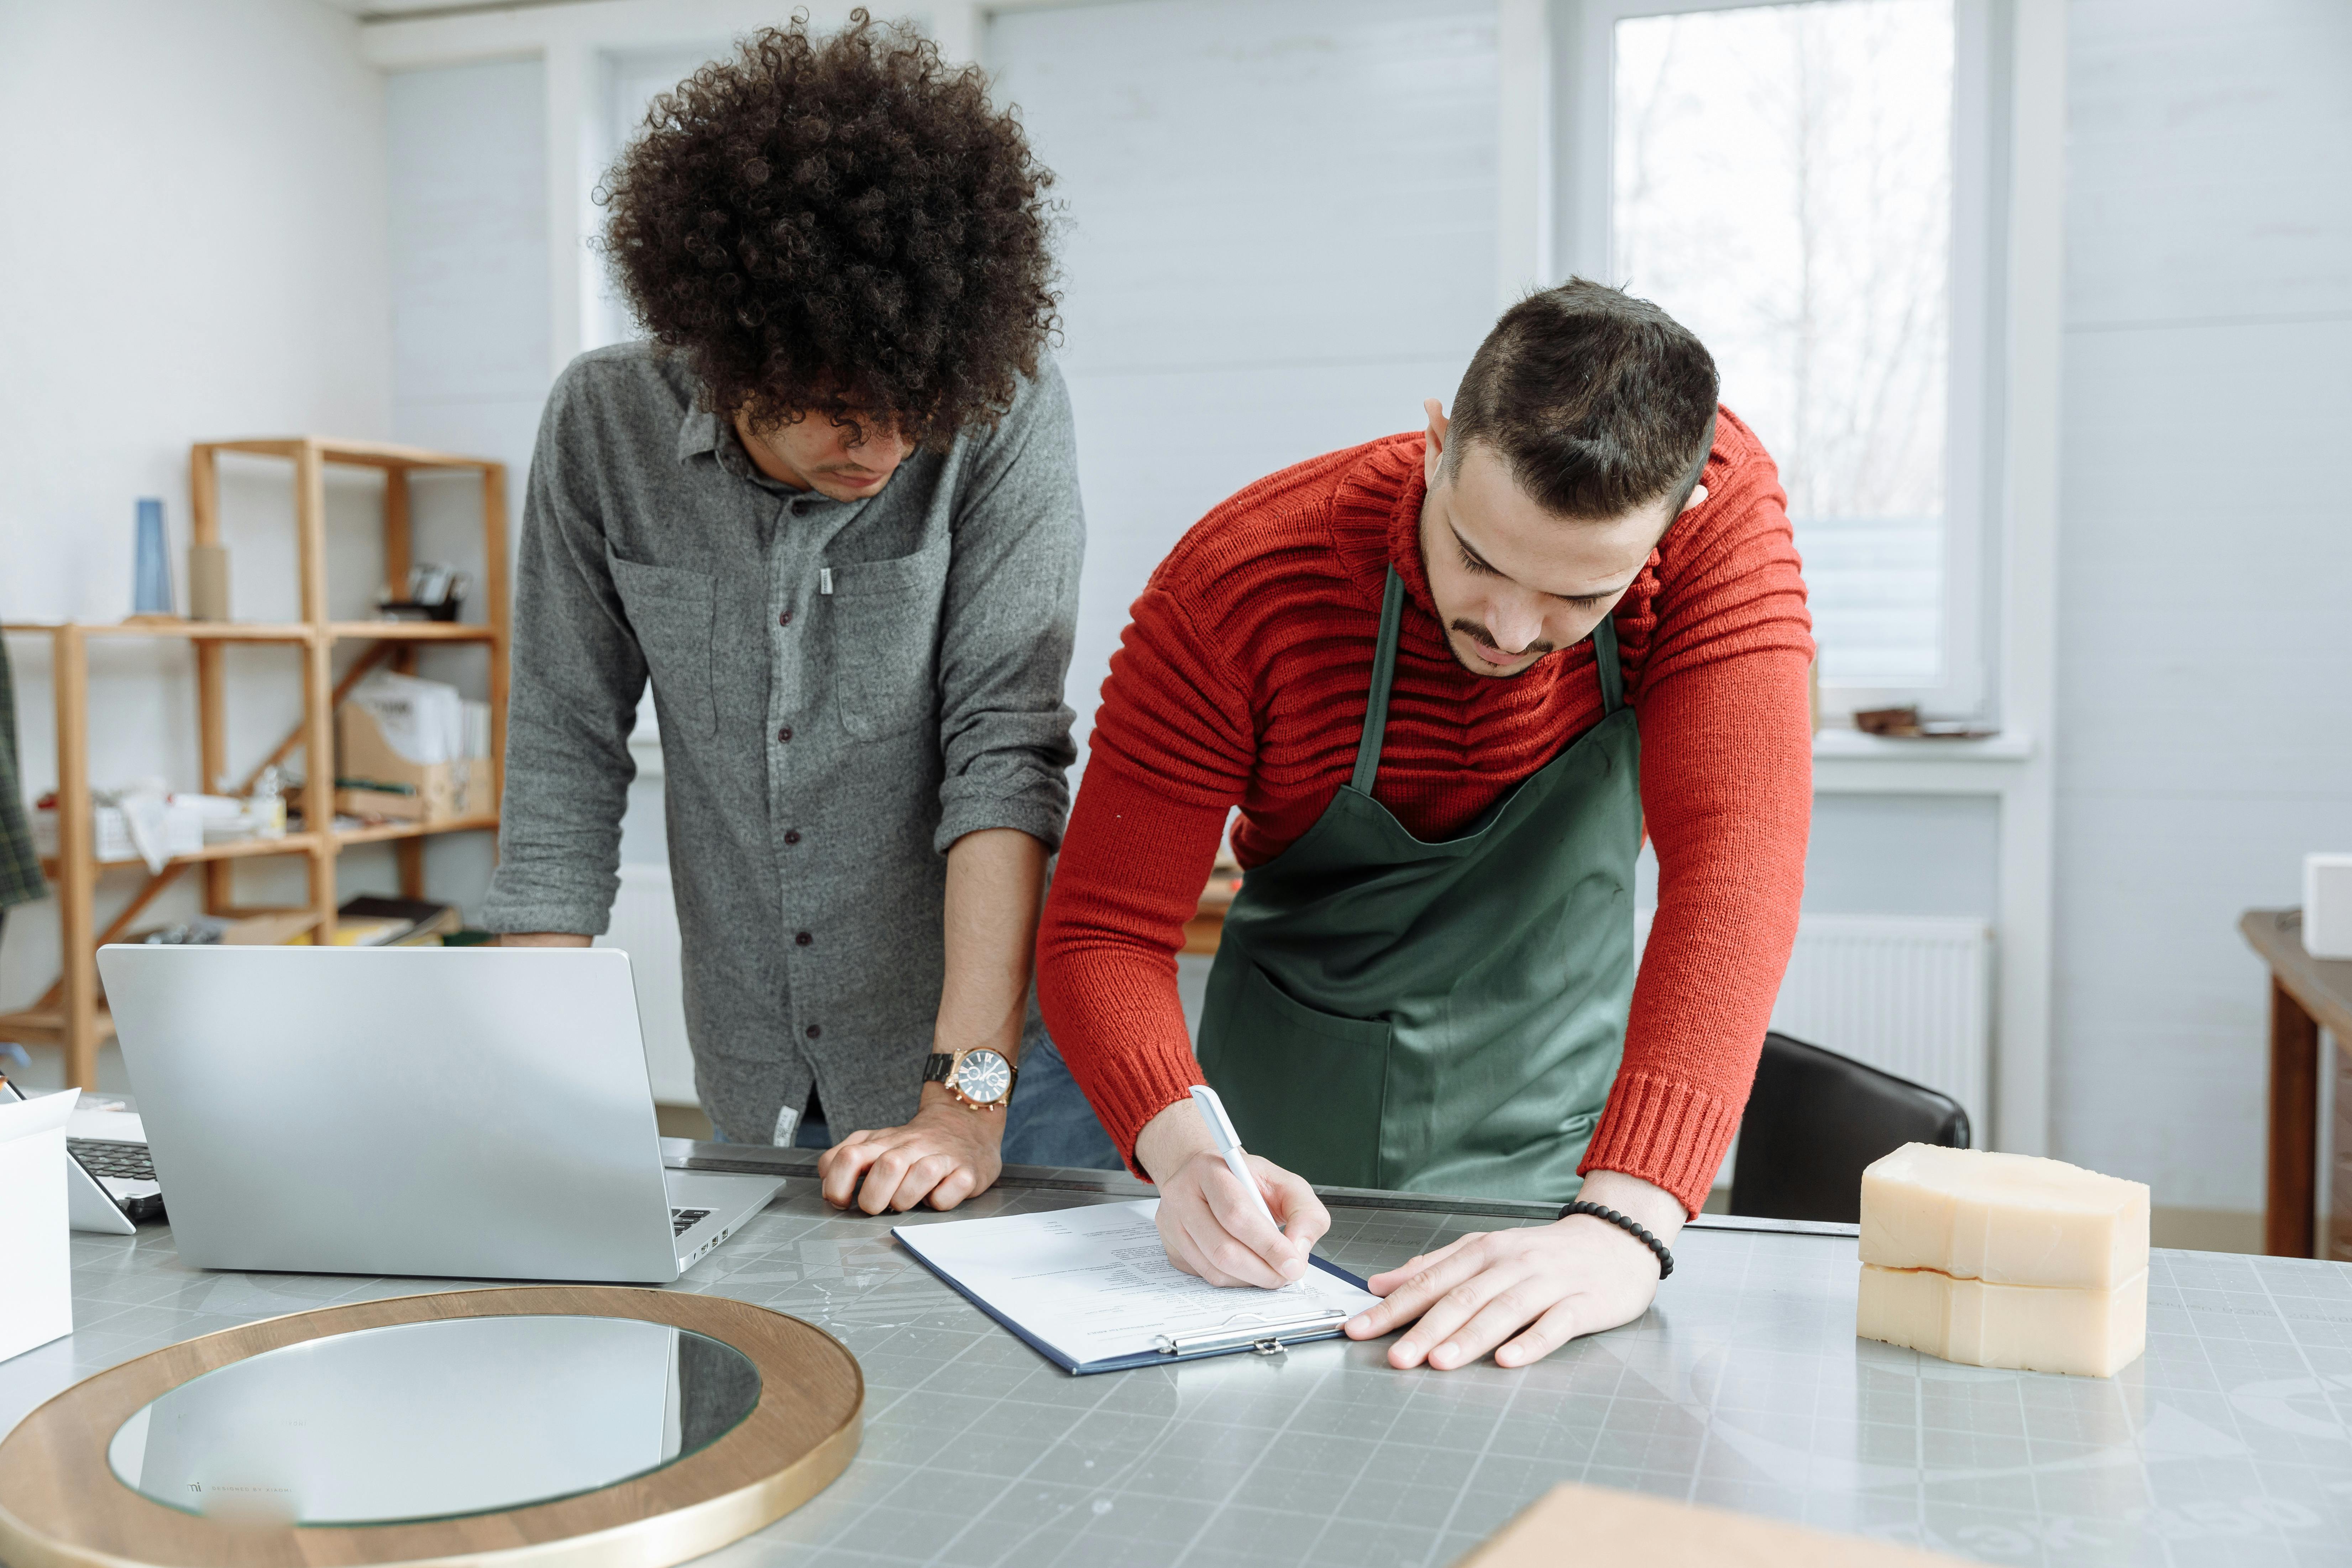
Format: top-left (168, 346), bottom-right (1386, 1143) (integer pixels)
top-left (34, 786), bottom-right (203, 871)
top-left (282, 896), bottom-right (461, 947)
top-left (342, 895), bottom-right (462, 945)
top-left (335, 673), bottom-right (488, 823)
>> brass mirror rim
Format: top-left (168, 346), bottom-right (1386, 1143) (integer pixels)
top-left (0, 1285), bottom-right (864, 1568)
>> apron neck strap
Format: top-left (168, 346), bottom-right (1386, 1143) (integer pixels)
top-left (1351, 568), bottom-right (1408, 793)
top-left (1592, 614), bottom-right (1625, 715)
top-left (1352, 567), bottom-right (1626, 793)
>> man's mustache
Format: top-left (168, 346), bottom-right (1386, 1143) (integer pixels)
top-left (1450, 619), bottom-right (1554, 659)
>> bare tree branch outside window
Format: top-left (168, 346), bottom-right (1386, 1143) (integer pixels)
top-left (1614, 0), bottom-right (1953, 684)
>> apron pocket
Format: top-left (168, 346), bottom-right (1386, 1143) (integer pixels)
top-left (1202, 960), bottom-right (1390, 1190)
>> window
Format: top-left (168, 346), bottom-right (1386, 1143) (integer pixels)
top-left (586, 46), bottom-right (734, 355)
top-left (1570, 0), bottom-right (1999, 719)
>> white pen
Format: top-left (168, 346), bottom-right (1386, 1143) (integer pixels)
top-left (1189, 1084), bottom-right (1301, 1286)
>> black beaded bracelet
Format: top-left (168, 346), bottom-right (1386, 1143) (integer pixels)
top-left (1558, 1200), bottom-right (1675, 1280)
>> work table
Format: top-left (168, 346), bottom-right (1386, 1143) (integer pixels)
top-left (5, 1151), bottom-right (2348, 1567)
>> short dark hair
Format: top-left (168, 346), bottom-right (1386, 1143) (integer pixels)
top-left (1445, 279), bottom-right (1719, 519)
top-left (598, 11), bottom-right (1060, 447)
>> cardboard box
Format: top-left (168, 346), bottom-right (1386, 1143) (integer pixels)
top-left (0, 1090), bottom-right (76, 1364)
top-left (335, 700), bottom-right (478, 823)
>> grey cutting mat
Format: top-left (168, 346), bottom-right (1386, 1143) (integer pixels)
top-left (7, 1174), bottom-right (2351, 1568)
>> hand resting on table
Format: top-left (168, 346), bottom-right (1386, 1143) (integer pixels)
top-left (1344, 1168), bottom-right (1686, 1369)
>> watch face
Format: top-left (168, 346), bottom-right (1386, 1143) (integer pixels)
top-left (952, 1049), bottom-right (1012, 1105)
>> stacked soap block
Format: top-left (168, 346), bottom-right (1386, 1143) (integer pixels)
top-left (1856, 1143), bottom-right (2151, 1378)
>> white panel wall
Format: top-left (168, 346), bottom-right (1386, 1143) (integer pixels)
top-left (985, 0), bottom-right (1502, 759)
top-left (2053, 0), bottom-right (2352, 1209)
top-left (388, 60), bottom-right (551, 483)
top-left (1637, 793), bottom-right (2001, 921)
top-left (0, 0), bottom-right (391, 1047)
top-left (385, 59), bottom-right (556, 911)
top-left (335, 0), bottom-right (2352, 1213)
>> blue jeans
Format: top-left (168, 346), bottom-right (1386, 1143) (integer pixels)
top-left (714, 1033), bottom-right (1122, 1171)
top-left (999, 1034), bottom-right (1124, 1170)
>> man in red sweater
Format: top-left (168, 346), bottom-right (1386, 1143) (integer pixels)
top-left (1037, 281), bottom-right (1812, 1371)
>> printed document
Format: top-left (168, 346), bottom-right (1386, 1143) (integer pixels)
top-left (895, 1199), bottom-right (1379, 1369)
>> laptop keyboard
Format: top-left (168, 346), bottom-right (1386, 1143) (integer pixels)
top-left (67, 1138), bottom-right (165, 1222)
top-left (69, 1139), bottom-right (155, 1180)
top-left (671, 1207), bottom-right (712, 1237)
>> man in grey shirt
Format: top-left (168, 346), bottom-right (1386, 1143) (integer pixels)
top-left (484, 16), bottom-right (1117, 1210)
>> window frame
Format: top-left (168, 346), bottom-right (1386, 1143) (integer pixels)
top-left (585, 43), bottom-right (740, 356)
top-left (1556, 0), bottom-right (2008, 723)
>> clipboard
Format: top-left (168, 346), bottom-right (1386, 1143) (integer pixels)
top-left (892, 1199), bottom-right (1380, 1375)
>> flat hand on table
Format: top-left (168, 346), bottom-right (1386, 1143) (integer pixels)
top-left (817, 1086), bottom-right (1003, 1214)
top-left (1345, 1170), bottom-right (1685, 1370)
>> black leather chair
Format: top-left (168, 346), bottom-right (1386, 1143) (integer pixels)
top-left (1728, 1031), bottom-right (1970, 1224)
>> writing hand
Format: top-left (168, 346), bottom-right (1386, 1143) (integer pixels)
top-left (1134, 1098), bottom-right (1330, 1289)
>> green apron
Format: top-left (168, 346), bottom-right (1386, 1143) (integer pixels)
top-left (1196, 567), bottom-right (1642, 1202)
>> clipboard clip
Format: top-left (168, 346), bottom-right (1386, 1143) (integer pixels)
top-left (1153, 1307), bottom-right (1350, 1358)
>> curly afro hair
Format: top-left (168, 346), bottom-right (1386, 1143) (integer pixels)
top-left (599, 10), bottom-right (1060, 448)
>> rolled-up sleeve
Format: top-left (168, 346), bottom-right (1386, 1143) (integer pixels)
top-left (480, 369), bottom-right (646, 935)
top-left (929, 362), bottom-right (1084, 854)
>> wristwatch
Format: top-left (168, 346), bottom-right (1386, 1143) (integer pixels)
top-left (924, 1047), bottom-right (1018, 1111)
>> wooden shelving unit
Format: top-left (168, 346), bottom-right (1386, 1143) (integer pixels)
top-left (0, 437), bottom-right (509, 1089)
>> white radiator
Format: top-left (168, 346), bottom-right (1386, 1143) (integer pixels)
top-left (1636, 910), bottom-right (1991, 1144)
top-left (601, 863), bottom-right (698, 1105)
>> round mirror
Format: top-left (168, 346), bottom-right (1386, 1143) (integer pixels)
top-left (106, 1315), bottom-right (761, 1526)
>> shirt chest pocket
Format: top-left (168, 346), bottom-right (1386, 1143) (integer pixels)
top-left (826, 536), bottom-right (952, 741)
top-left (609, 556), bottom-right (717, 741)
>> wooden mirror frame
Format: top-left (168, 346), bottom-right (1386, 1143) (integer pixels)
top-left (0, 1285), bottom-right (863, 1568)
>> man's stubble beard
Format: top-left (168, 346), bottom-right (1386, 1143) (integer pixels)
top-left (1444, 618), bottom-right (1553, 680)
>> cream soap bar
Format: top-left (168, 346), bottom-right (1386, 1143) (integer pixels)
top-left (1857, 1264), bottom-right (2147, 1378)
top-left (1859, 1143), bottom-right (2149, 1288)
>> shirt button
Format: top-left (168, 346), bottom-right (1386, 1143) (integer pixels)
top-left (778, 610), bottom-right (793, 627)
top-left (805, 1024), bottom-right (822, 1040)
top-left (776, 726), bottom-right (792, 742)
top-left (783, 829), bottom-right (801, 845)
top-left (795, 931), bottom-right (812, 946)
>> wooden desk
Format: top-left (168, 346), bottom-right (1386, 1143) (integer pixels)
top-left (2239, 907), bottom-right (2352, 1259)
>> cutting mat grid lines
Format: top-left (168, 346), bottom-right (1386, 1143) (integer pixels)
top-left (10, 1183), bottom-right (2352, 1567)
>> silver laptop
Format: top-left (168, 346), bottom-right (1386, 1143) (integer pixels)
top-left (0, 1081), bottom-right (158, 1234)
top-left (95, 945), bottom-right (782, 1283)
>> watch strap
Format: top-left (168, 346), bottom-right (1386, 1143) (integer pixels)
top-left (923, 1049), bottom-right (1020, 1107)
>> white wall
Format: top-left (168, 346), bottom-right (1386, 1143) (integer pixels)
top-left (2052, 0), bottom-right (2352, 1211)
top-left (986, 0), bottom-right (1503, 760)
top-left (0, 0), bottom-right (392, 1047)
top-left (336, 0), bottom-right (2347, 1216)
top-left (1636, 793), bottom-right (2001, 921)
top-left (385, 57), bottom-right (554, 906)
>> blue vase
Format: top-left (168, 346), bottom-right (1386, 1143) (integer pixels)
top-left (133, 498), bottom-right (172, 615)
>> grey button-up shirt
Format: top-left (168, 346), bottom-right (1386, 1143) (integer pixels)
top-left (482, 343), bottom-right (1083, 1144)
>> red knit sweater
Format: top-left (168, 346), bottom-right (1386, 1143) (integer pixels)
top-left (1036, 418), bottom-right (1814, 1215)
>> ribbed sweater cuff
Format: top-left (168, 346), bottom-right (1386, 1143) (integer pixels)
top-left (1081, 1042), bottom-right (1203, 1181)
top-left (1579, 1072), bottom-right (1744, 1217)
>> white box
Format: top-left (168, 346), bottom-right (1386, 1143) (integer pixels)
top-left (33, 801), bottom-right (204, 864)
top-left (2307, 853), bottom-right (2352, 960)
top-left (0, 1090), bottom-right (76, 1363)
